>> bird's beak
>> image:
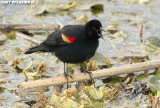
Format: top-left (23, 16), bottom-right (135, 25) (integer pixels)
top-left (99, 27), bottom-right (106, 40)
top-left (100, 27), bottom-right (106, 32)
top-left (98, 33), bottom-right (105, 40)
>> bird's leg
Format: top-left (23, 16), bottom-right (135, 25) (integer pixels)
top-left (63, 62), bottom-right (72, 79)
top-left (80, 64), bottom-right (93, 81)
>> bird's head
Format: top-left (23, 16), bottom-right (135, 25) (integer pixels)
top-left (85, 19), bottom-right (105, 40)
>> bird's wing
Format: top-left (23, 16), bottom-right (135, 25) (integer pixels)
top-left (42, 30), bottom-right (67, 46)
top-left (42, 25), bottom-right (84, 46)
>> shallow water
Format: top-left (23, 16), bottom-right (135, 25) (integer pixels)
top-left (0, 0), bottom-right (160, 107)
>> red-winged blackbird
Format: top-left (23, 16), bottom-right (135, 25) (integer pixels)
top-left (25, 19), bottom-right (104, 79)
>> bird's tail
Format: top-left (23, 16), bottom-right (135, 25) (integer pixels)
top-left (25, 45), bottom-right (50, 54)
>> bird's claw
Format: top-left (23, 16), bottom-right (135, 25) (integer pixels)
top-left (64, 72), bottom-right (72, 79)
top-left (83, 70), bottom-right (93, 81)
top-left (83, 69), bottom-right (92, 75)
top-left (80, 65), bottom-right (93, 81)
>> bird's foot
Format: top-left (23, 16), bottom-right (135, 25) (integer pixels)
top-left (64, 72), bottom-right (72, 79)
top-left (80, 65), bottom-right (93, 81)
top-left (64, 72), bottom-right (72, 89)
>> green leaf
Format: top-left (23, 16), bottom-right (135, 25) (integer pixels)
top-left (17, 61), bottom-right (33, 70)
top-left (145, 37), bottom-right (160, 47)
top-left (84, 86), bottom-right (104, 100)
top-left (91, 52), bottom-right (106, 66)
top-left (149, 74), bottom-right (160, 94)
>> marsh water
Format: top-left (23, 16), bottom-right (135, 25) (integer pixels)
top-left (0, 0), bottom-right (160, 107)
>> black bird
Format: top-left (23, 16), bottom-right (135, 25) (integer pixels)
top-left (25, 19), bottom-right (104, 79)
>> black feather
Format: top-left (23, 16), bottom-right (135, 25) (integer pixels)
top-left (25, 45), bottom-right (52, 54)
top-left (25, 19), bottom-right (104, 79)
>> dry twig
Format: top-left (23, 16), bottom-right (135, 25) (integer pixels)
top-left (0, 24), bottom-right (60, 31)
top-left (18, 60), bottom-right (160, 89)
top-left (16, 32), bottom-right (41, 45)
top-left (140, 22), bottom-right (144, 43)
top-left (111, 55), bottom-right (149, 61)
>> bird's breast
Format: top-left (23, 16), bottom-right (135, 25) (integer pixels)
top-left (55, 40), bottom-right (99, 63)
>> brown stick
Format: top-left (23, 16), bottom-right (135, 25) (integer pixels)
top-left (16, 32), bottom-right (41, 45)
top-left (18, 60), bottom-right (160, 89)
top-left (111, 55), bottom-right (149, 61)
top-left (0, 24), bottom-right (60, 31)
top-left (140, 22), bottom-right (144, 43)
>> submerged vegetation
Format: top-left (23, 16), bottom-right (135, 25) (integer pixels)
top-left (0, 0), bottom-right (160, 107)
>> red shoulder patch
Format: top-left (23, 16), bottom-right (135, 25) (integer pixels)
top-left (62, 33), bottom-right (76, 44)
top-left (67, 36), bottom-right (76, 44)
